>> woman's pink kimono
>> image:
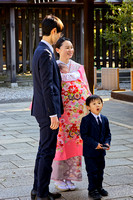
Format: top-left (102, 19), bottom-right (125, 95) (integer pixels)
top-left (51, 60), bottom-right (91, 181)
top-left (55, 61), bottom-right (91, 160)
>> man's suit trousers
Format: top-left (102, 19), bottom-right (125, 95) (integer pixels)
top-left (33, 117), bottom-right (59, 198)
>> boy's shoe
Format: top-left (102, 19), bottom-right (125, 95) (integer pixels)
top-left (31, 189), bottom-right (37, 200)
top-left (65, 180), bottom-right (76, 191)
top-left (98, 188), bottom-right (108, 196)
top-left (89, 189), bottom-right (102, 200)
top-left (54, 180), bottom-right (69, 191)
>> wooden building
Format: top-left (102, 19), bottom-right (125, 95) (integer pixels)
top-left (0, 0), bottom-right (128, 92)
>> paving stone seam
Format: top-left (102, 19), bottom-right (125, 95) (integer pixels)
top-left (0, 108), bottom-right (30, 113)
top-left (109, 120), bottom-right (133, 130)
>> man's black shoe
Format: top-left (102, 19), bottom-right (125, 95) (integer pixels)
top-left (98, 188), bottom-right (108, 196)
top-left (35, 196), bottom-right (54, 200)
top-left (31, 189), bottom-right (61, 200)
top-left (89, 189), bottom-right (102, 200)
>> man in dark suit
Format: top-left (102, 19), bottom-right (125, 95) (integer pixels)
top-left (31, 15), bottom-right (64, 200)
top-left (80, 95), bottom-right (111, 200)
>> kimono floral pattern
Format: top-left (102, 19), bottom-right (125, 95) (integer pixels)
top-left (52, 61), bottom-right (91, 181)
top-left (55, 78), bottom-right (91, 159)
top-left (52, 156), bottom-right (82, 181)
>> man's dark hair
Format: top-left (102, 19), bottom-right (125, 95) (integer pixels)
top-left (42, 14), bottom-right (64, 36)
top-left (86, 95), bottom-right (103, 106)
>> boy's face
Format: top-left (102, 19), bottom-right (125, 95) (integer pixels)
top-left (87, 98), bottom-right (103, 115)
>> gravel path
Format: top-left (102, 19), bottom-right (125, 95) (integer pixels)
top-left (0, 82), bottom-right (130, 103)
top-left (0, 86), bottom-right (33, 103)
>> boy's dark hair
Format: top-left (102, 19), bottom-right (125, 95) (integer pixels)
top-left (86, 95), bottom-right (103, 106)
top-left (42, 14), bottom-right (64, 36)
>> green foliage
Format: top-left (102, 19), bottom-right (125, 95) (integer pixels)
top-left (102, 0), bottom-right (133, 64)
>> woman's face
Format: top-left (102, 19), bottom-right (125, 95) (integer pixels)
top-left (56, 40), bottom-right (74, 60)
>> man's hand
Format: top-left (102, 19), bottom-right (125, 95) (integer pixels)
top-left (50, 116), bottom-right (59, 130)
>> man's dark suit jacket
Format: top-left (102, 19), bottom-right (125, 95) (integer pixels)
top-left (80, 112), bottom-right (111, 158)
top-left (31, 41), bottom-right (63, 119)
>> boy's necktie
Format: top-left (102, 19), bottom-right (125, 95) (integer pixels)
top-left (97, 116), bottom-right (102, 131)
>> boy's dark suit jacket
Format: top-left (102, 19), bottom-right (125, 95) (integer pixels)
top-left (31, 41), bottom-right (63, 119)
top-left (80, 112), bottom-right (111, 158)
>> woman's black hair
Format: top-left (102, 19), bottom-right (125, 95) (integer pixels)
top-left (55, 37), bottom-right (71, 49)
top-left (55, 37), bottom-right (72, 58)
top-left (42, 14), bottom-right (64, 36)
top-left (86, 95), bottom-right (103, 106)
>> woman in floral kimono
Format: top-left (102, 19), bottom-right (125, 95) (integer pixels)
top-left (51, 37), bottom-right (91, 191)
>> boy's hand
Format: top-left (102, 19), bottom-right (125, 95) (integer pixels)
top-left (96, 143), bottom-right (103, 149)
top-left (104, 143), bottom-right (110, 150)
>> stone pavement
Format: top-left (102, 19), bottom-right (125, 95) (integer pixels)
top-left (0, 97), bottom-right (133, 200)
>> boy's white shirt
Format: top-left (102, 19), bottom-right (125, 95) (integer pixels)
top-left (91, 112), bottom-right (102, 124)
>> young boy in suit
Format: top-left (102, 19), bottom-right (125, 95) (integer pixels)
top-left (80, 95), bottom-right (111, 200)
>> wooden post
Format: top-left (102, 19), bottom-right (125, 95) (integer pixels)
top-left (96, 9), bottom-right (100, 69)
top-left (76, 0), bottom-right (83, 2)
top-left (0, 19), bottom-right (3, 72)
top-left (15, 9), bottom-right (19, 73)
top-left (10, 7), bottom-right (16, 83)
top-left (131, 70), bottom-right (133, 91)
top-left (22, 9), bottom-right (26, 72)
top-left (29, 9), bottom-right (33, 72)
top-left (35, 9), bottom-right (39, 48)
top-left (6, 7), bottom-right (11, 79)
top-left (84, 0), bottom-right (94, 94)
top-left (94, 67), bottom-right (97, 89)
top-left (80, 8), bottom-right (84, 65)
